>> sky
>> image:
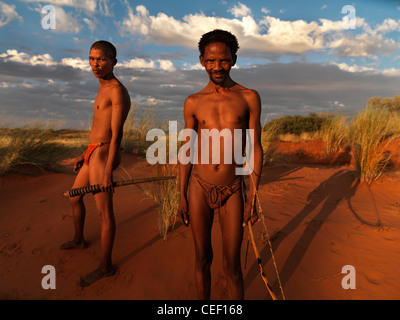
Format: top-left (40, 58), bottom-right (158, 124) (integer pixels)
top-left (0, 0), bottom-right (399, 129)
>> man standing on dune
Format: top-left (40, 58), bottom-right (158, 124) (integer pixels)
top-left (61, 40), bottom-right (131, 288)
top-left (178, 29), bottom-right (263, 299)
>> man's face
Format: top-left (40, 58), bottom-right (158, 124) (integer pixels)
top-left (200, 42), bottom-right (236, 85)
top-left (89, 48), bottom-right (116, 78)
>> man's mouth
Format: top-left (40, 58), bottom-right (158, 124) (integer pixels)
top-left (213, 72), bottom-right (225, 77)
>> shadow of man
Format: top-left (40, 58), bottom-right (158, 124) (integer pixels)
top-left (244, 169), bottom-right (359, 298)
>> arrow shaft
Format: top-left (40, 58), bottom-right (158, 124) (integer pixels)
top-left (63, 176), bottom-right (176, 198)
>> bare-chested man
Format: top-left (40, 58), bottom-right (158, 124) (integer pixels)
top-left (178, 30), bottom-right (263, 300)
top-left (61, 41), bottom-right (131, 288)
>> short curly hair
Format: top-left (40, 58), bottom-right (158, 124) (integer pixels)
top-left (198, 29), bottom-right (239, 56)
top-left (90, 40), bottom-right (117, 60)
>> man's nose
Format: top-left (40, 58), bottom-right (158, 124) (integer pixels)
top-left (213, 61), bottom-right (222, 70)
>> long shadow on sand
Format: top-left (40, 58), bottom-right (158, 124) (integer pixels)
top-left (116, 220), bottom-right (186, 268)
top-left (244, 169), bottom-right (359, 299)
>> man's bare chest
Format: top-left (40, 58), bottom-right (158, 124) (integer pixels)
top-left (195, 94), bottom-right (249, 128)
top-left (93, 91), bottom-right (112, 111)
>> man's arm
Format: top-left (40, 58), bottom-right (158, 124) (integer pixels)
top-left (243, 90), bottom-right (263, 227)
top-left (102, 86), bottom-right (129, 191)
top-left (73, 149), bottom-right (87, 173)
top-left (178, 95), bottom-right (198, 226)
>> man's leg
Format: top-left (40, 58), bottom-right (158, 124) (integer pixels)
top-left (219, 189), bottom-right (244, 300)
top-left (188, 179), bottom-right (214, 300)
top-left (60, 165), bottom-right (89, 249)
top-left (78, 155), bottom-right (116, 287)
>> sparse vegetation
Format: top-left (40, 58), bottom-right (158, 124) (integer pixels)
top-left (263, 113), bottom-right (331, 136)
top-left (347, 106), bottom-right (398, 182)
top-left (261, 103), bottom-right (400, 182)
top-left (321, 112), bottom-right (347, 155)
top-left (137, 164), bottom-right (179, 241)
top-left (121, 104), bottom-right (158, 154)
top-left (261, 116), bottom-right (279, 165)
top-left (0, 124), bottom-right (87, 175)
top-left (367, 95), bottom-right (400, 114)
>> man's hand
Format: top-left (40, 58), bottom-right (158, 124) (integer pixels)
top-left (178, 198), bottom-right (190, 227)
top-left (101, 173), bottom-right (114, 193)
top-left (74, 157), bottom-right (84, 173)
top-left (243, 196), bottom-right (259, 227)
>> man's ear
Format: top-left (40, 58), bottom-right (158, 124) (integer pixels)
top-left (199, 54), bottom-right (205, 67)
top-left (232, 54), bottom-right (237, 67)
top-left (113, 58), bottom-right (118, 66)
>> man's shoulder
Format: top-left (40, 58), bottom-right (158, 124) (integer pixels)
top-left (109, 80), bottom-right (130, 97)
top-left (235, 85), bottom-right (260, 101)
top-left (234, 84), bottom-right (259, 95)
top-left (184, 91), bottom-right (205, 104)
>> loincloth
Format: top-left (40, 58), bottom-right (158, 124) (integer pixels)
top-left (191, 172), bottom-right (243, 210)
top-left (84, 142), bottom-right (110, 166)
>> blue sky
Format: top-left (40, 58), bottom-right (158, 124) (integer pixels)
top-left (0, 0), bottom-right (399, 128)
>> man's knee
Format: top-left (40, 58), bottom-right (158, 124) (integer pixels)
top-left (95, 203), bottom-right (115, 226)
top-left (69, 195), bottom-right (84, 206)
top-left (195, 249), bottom-right (213, 271)
top-left (223, 255), bottom-right (241, 280)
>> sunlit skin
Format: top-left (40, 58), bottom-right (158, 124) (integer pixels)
top-left (61, 46), bottom-right (131, 288)
top-left (178, 42), bottom-right (263, 300)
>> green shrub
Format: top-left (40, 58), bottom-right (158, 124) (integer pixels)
top-left (263, 113), bottom-right (331, 136)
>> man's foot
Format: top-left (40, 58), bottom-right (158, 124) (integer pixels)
top-left (60, 240), bottom-right (88, 250)
top-left (77, 266), bottom-right (116, 288)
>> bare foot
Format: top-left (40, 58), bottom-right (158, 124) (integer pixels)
top-left (77, 266), bottom-right (116, 288)
top-left (60, 240), bottom-right (88, 250)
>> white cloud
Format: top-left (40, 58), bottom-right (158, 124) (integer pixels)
top-left (0, 49), bottom-right (57, 66)
top-left (157, 59), bottom-right (175, 71)
top-left (121, 4), bottom-right (150, 35)
top-left (0, 49), bottom-right (93, 73)
top-left (327, 18), bottom-right (400, 58)
top-left (119, 57), bottom-right (175, 71)
top-left (0, 1), bottom-right (23, 27)
top-left (332, 62), bottom-right (400, 77)
top-left (381, 68), bottom-right (400, 77)
top-left (374, 18), bottom-right (400, 34)
top-left (333, 62), bottom-right (374, 73)
top-left (83, 17), bottom-right (96, 32)
top-left (121, 58), bottom-right (156, 69)
top-left (183, 62), bottom-right (203, 70)
top-left (261, 8), bottom-right (270, 15)
top-left (97, 0), bottom-right (111, 16)
top-left (35, 5), bottom-right (83, 33)
top-left (51, 6), bottom-right (82, 33)
top-left (228, 2), bottom-right (251, 18)
top-left (333, 101), bottom-right (344, 107)
top-left (21, 0), bottom-right (97, 14)
top-left (0, 48), bottom-right (177, 73)
top-left (61, 57), bottom-right (90, 71)
top-left (119, 4), bottom-right (400, 59)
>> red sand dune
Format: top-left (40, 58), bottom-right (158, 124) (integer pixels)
top-left (0, 141), bottom-right (399, 300)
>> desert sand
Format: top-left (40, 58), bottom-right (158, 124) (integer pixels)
top-left (0, 140), bottom-right (399, 300)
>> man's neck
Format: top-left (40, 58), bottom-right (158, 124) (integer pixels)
top-left (98, 72), bottom-right (116, 86)
top-left (208, 77), bottom-right (236, 92)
